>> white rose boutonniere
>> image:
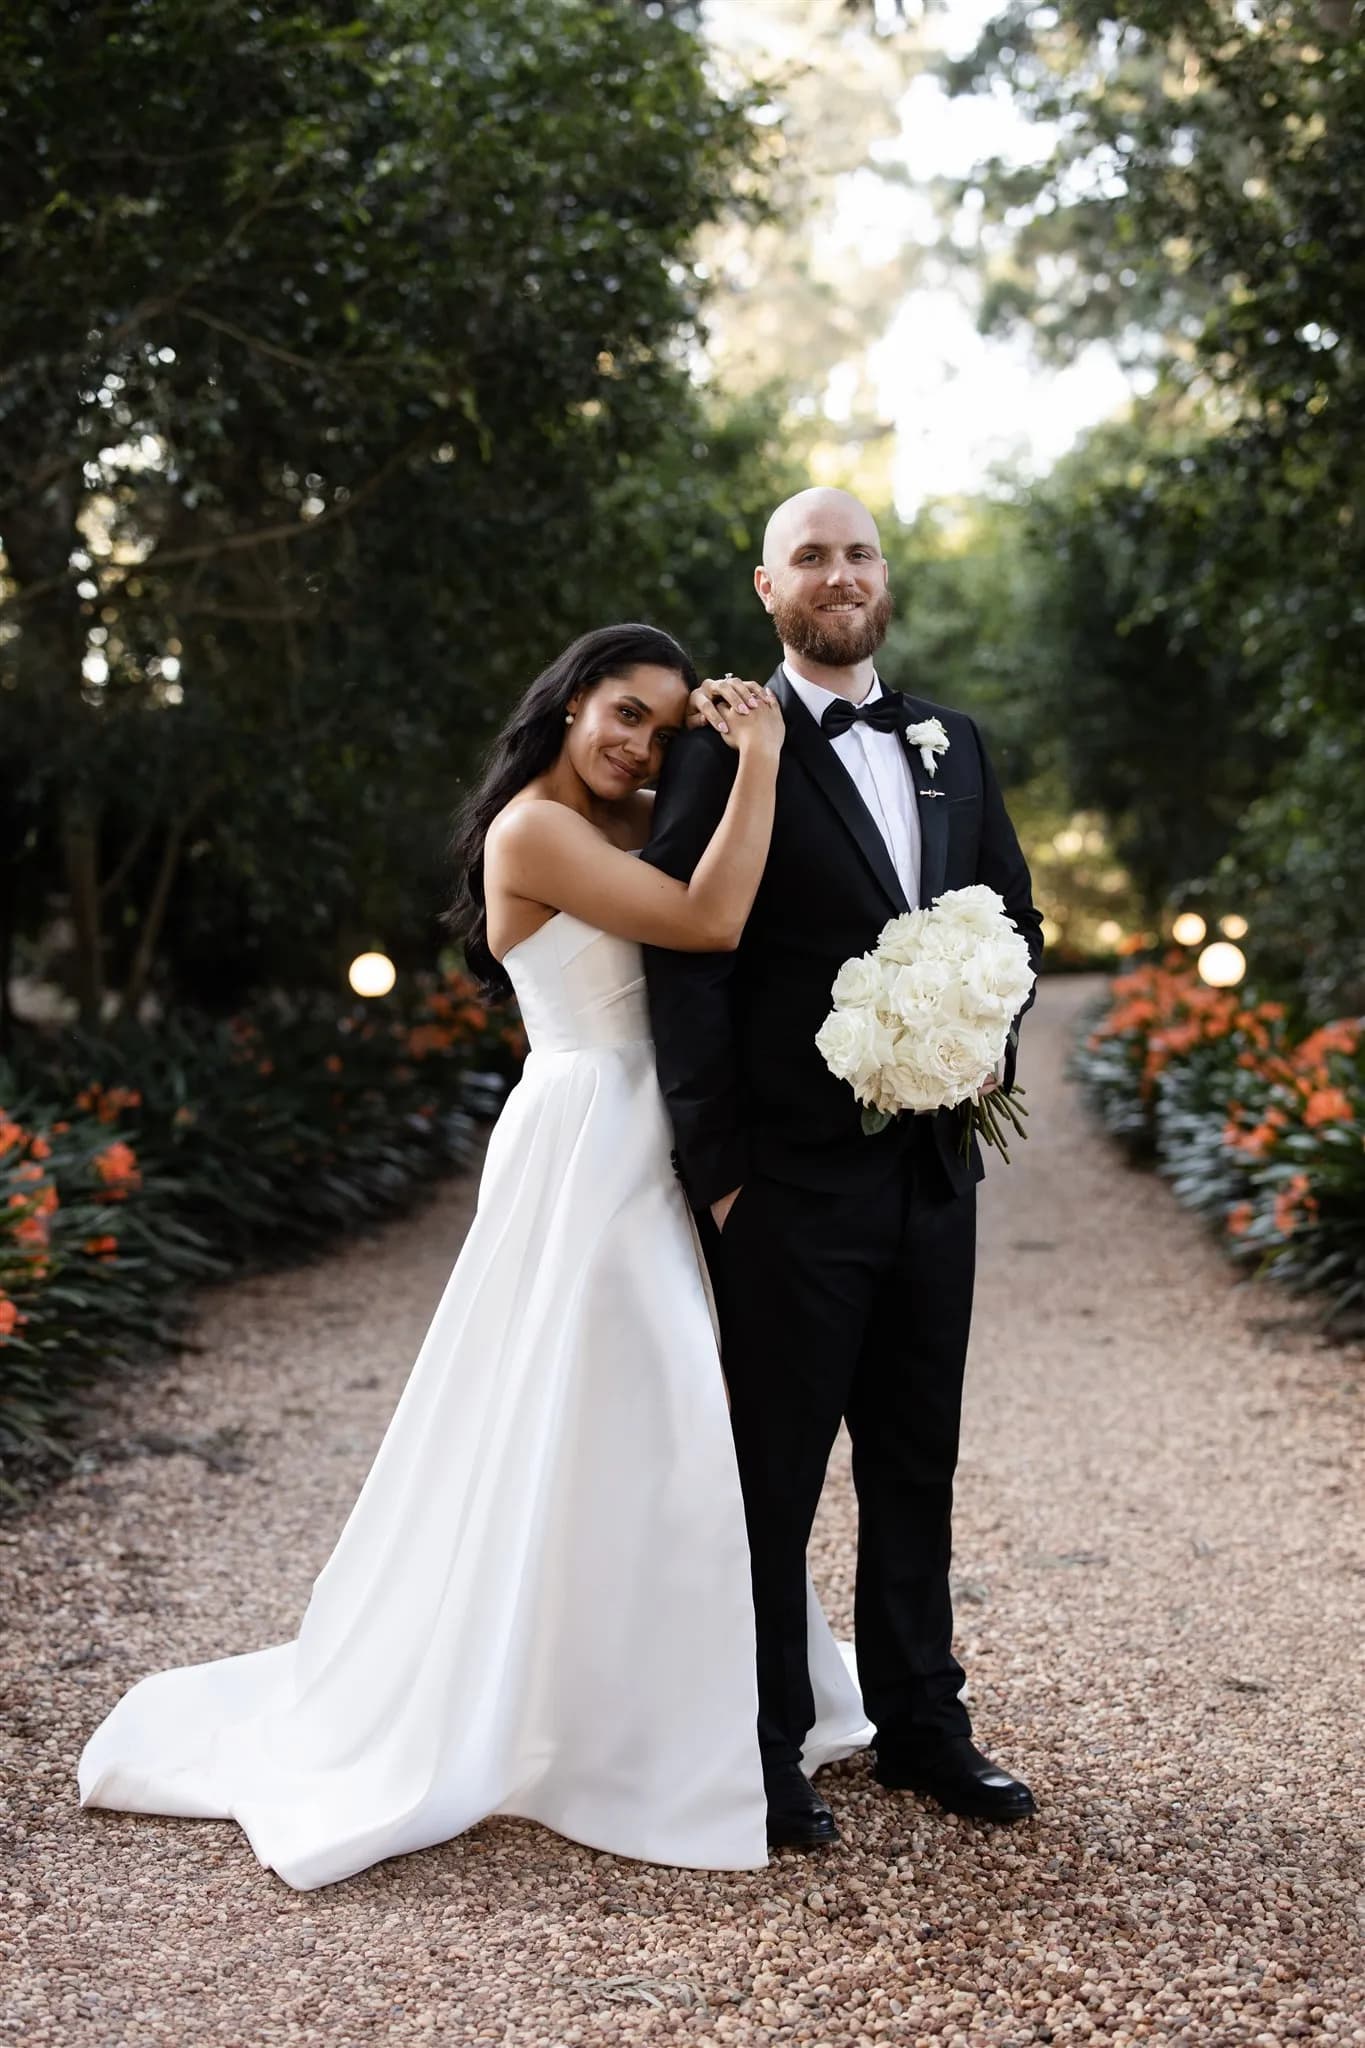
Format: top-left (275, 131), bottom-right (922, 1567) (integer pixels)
top-left (904, 716), bottom-right (950, 778)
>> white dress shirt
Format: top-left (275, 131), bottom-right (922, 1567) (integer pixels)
top-left (782, 660), bottom-right (922, 908)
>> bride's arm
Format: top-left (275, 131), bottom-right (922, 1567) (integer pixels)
top-left (484, 701), bottom-right (783, 954)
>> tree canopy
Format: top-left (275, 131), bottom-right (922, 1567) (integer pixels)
top-left (1, 0), bottom-right (790, 1024)
top-left (929, 0), bottom-right (1365, 1008)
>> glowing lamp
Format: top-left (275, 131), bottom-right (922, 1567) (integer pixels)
top-left (1172, 911), bottom-right (1207, 947)
top-left (348, 951), bottom-right (396, 999)
top-left (1096, 920), bottom-right (1123, 947)
top-left (1197, 941), bottom-right (1246, 989)
top-left (1220, 913), bottom-right (1249, 940)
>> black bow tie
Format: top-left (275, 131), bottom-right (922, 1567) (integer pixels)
top-left (819, 689), bottom-right (910, 741)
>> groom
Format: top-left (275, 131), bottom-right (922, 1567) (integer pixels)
top-left (643, 487), bottom-right (1044, 1849)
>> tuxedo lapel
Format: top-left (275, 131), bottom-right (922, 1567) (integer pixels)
top-left (771, 668), bottom-right (909, 916)
top-left (909, 750), bottom-right (950, 909)
top-left (901, 696), bottom-right (949, 909)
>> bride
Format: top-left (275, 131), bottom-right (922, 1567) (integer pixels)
top-left (77, 621), bottom-right (869, 1891)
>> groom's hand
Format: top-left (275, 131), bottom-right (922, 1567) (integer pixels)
top-left (711, 1187), bottom-right (743, 1231)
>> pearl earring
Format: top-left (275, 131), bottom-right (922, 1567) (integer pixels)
top-left (565, 712), bottom-right (575, 725)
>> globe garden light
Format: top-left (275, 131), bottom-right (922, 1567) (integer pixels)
top-left (1171, 911), bottom-right (1207, 947)
top-left (1220, 913), bottom-right (1249, 940)
top-left (348, 951), bottom-right (396, 999)
top-left (1097, 920), bottom-right (1123, 947)
top-left (1197, 941), bottom-right (1247, 989)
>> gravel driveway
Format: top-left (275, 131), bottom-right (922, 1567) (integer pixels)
top-left (3, 975), bottom-right (1361, 2046)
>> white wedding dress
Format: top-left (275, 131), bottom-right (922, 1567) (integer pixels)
top-left (78, 912), bottom-right (871, 1889)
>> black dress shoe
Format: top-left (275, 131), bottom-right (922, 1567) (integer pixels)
top-left (764, 1764), bottom-right (840, 1850)
top-left (874, 1736), bottom-right (1036, 1822)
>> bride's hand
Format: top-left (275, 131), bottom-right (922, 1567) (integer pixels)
top-left (725, 686), bottom-right (784, 761)
top-left (687, 675), bottom-right (766, 737)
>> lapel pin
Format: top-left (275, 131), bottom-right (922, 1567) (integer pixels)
top-left (918, 788), bottom-right (947, 799)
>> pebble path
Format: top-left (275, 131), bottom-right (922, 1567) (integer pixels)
top-left (2, 976), bottom-right (1362, 2046)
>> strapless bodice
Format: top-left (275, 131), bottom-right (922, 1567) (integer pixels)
top-left (503, 914), bottom-right (650, 1055)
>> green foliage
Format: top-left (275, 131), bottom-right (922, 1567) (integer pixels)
top-left (0, 964), bottom-right (517, 1496)
top-left (939, 0), bottom-right (1365, 1012)
top-left (1073, 958), bottom-right (1365, 1328)
top-left (1, 0), bottom-right (784, 1019)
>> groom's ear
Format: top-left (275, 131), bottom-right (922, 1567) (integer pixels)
top-left (754, 565), bottom-right (775, 613)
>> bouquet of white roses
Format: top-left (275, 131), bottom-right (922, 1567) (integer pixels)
top-left (815, 884), bottom-right (1036, 1158)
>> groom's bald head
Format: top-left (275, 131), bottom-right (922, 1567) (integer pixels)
top-left (756, 487), bottom-right (892, 670)
top-left (761, 487), bottom-right (883, 571)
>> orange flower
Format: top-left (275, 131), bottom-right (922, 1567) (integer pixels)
top-left (1303, 1087), bottom-right (1354, 1130)
top-left (0, 1118), bottom-right (22, 1156)
top-left (94, 1141), bottom-right (141, 1199)
top-left (406, 1023), bottom-right (454, 1059)
top-left (34, 1183), bottom-right (59, 1217)
top-left (28, 1135), bottom-right (52, 1161)
top-left (324, 1054), bottom-right (344, 1075)
top-left (84, 1235), bottom-right (119, 1261)
top-left (1227, 1203), bottom-right (1254, 1238)
top-left (1273, 1173), bottom-right (1319, 1237)
top-left (1296, 1019), bottom-right (1359, 1065)
top-left (52, 1120), bottom-right (70, 1135)
top-left (173, 1104), bottom-right (197, 1128)
top-left (12, 1215), bottom-right (49, 1254)
top-left (0, 1294), bottom-right (24, 1339)
top-left (14, 1161), bottom-right (42, 1184)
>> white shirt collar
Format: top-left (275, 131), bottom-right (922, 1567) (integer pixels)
top-left (781, 660), bottom-right (882, 723)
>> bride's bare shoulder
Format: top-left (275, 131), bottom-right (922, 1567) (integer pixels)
top-left (487, 798), bottom-right (589, 850)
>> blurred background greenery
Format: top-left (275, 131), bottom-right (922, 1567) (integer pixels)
top-left (4, 0), bottom-right (1365, 1480)
top-left (5, 0), bottom-right (1363, 1031)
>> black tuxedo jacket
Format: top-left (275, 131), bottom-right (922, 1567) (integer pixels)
top-left (642, 667), bottom-right (1044, 1208)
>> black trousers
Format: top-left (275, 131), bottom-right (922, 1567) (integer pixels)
top-left (710, 1123), bottom-right (977, 1773)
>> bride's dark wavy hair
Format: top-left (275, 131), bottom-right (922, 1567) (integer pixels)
top-left (449, 623), bottom-right (698, 999)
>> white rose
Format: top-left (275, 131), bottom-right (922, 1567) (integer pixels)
top-left (884, 955), bottom-right (954, 1019)
top-left (961, 931), bottom-right (1034, 1020)
top-left (815, 1003), bottom-right (898, 1103)
top-left (932, 884), bottom-right (1009, 933)
top-left (880, 1035), bottom-right (944, 1113)
top-left (903, 1019), bottom-right (996, 1108)
top-left (876, 909), bottom-right (931, 966)
top-left (830, 952), bottom-right (884, 1010)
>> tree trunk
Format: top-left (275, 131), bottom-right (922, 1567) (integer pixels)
top-left (115, 810), bottom-right (190, 1019)
top-left (61, 793), bottom-right (104, 1025)
top-left (0, 870), bottom-right (14, 1059)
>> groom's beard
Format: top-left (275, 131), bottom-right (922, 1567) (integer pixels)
top-left (771, 585), bottom-right (895, 668)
